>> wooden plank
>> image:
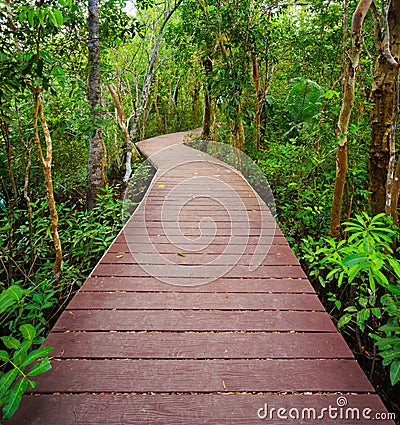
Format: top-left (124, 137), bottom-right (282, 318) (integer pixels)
top-left (115, 233), bottom-right (290, 246)
top-left (9, 394), bottom-right (396, 425)
top-left (67, 292), bottom-right (324, 311)
top-left (91, 264), bottom-right (307, 279)
top-left (31, 359), bottom-right (375, 393)
top-left (100, 251), bottom-right (301, 267)
top-left (44, 332), bottom-right (354, 359)
top-left (81, 277), bottom-right (315, 293)
top-left (52, 310), bottom-right (336, 332)
top-left (107, 241), bottom-right (289, 255)
top-left (122, 227), bottom-right (279, 237)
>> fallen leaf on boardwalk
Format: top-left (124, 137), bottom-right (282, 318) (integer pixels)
top-left (177, 252), bottom-right (186, 257)
top-left (225, 292), bottom-right (229, 299)
top-left (68, 311), bottom-right (75, 317)
top-left (158, 184), bottom-right (165, 188)
top-left (116, 254), bottom-right (124, 258)
top-left (222, 380), bottom-right (227, 390)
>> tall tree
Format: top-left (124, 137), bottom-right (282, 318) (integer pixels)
top-left (368, 0), bottom-right (400, 218)
top-left (87, 0), bottom-right (106, 209)
top-left (124, 0), bottom-right (184, 183)
top-left (329, 0), bottom-right (372, 238)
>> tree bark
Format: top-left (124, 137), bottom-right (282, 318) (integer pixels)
top-left (251, 54), bottom-right (264, 151)
top-left (201, 57), bottom-right (213, 139)
top-left (108, 83), bottom-right (131, 153)
top-left (124, 0), bottom-right (184, 183)
top-left (329, 0), bottom-right (373, 238)
top-left (87, 0), bottom-right (106, 209)
top-left (33, 88), bottom-right (62, 287)
top-left (368, 0), bottom-right (400, 216)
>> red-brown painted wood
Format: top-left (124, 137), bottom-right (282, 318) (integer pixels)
top-left (52, 309), bottom-right (337, 332)
top-left (44, 331), bottom-right (354, 359)
top-left (9, 394), bottom-right (396, 425)
top-left (10, 129), bottom-right (395, 425)
top-left (67, 292), bottom-right (324, 311)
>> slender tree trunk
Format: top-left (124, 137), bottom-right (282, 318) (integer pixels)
top-left (33, 89), bottom-right (62, 287)
top-left (329, 0), bottom-right (372, 238)
top-left (124, 0), bottom-right (184, 183)
top-left (193, 80), bottom-right (201, 125)
top-left (153, 76), bottom-right (164, 133)
top-left (368, 0), bottom-right (400, 216)
top-left (107, 83), bottom-right (131, 153)
top-left (212, 95), bottom-right (218, 156)
top-left (87, 0), bottom-right (106, 209)
top-left (201, 57), bottom-right (213, 139)
top-left (251, 54), bottom-right (264, 151)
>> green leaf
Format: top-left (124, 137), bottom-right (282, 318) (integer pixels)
top-left (343, 253), bottom-right (368, 267)
top-left (1, 336), bottom-right (20, 350)
top-left (390, 360), bottom-right (400, 386)
top-left (379, 323), bottom-right (400, 333)
top-left (54, 9), bottom-right (64, 26)
top-left (48, 10), bottom-right (57, 26)
top-left (177, 252), bottom-right (186, 257)
top-left (27, 357), bottom-right (52, 377)
top-left (371, 308), bottom-right (381, 318)
top-left (337, 313), bottom-right (352, 329)
top-left (388, 257), bottom-right (400, 278)
top-left (2, 377), bottom-right (28, 420)
top-left (12, 340), bottom-right (32, 368)
top-left (356, 309), bottom-right (370, 331)
top-left (0, 285), bottom-right (23, 314)
top-left (27, 9), bottom-right (35, 26)
top-left (0, 350), bottom-right (10, 362)
top-left (380, 350), bottom-right (399, 366)
top-left (19, 324), bottom-right (36, 342)
top-left (20, 346), bottom-right (53, 368)
top-left (374, 269), bottom-right (389, 287)
top-left (0, 369), bottom-right (18, 399)
top-left (344, 306), bottom-right (357, 313)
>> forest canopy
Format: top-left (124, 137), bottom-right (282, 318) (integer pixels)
top-left (0, 0), bottom-right (399, 419)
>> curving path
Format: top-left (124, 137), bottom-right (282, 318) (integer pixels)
top-left (9, 130), bottom-right (395, 424)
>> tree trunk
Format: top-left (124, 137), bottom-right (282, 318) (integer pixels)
top-left (124, 0), bottom-right (184, 183)
top-left (33, 88), bottom-right (62, 287)
top-left (193, 80), bottom-right (201, 125)
top-left (87, 0), bottom-right (106, 209)
top-left (251, 54), bottom-right (264, 151)
top-left (108, 83), bottom-right (131, 153)
top-left (368, 0), bottom-right (400, 216)
top-left (201, 58), bottom-right (213, 139)
top-left (329, 0), bottom-right (373, 238)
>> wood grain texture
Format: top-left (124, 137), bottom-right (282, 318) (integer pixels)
top-left (9, 394), bottom-right (396, 425)
top-left (10, 129), bottom-right (394, 424)
top-left (44, 331), bottom-right (354, 359)
top-left (67, 292), bottom-right (324, 311)
top-left (32, 359), bottom-right (374, 393)
top-left (81, 276), bottom-right (315, 293)
top-left (52, 309), bottom-right (337, 332)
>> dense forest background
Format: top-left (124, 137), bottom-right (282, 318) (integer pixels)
top-left (1, 0), bottom-right (400, 420)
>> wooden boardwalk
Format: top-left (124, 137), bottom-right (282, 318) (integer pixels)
top-left (10, 130), bottom-right (395, 424)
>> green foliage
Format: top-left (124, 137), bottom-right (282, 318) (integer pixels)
top-left (283, 77), bottom-right (324, 139)
top-left (0, 324), bottom-right (53, 420)
top-left (0, 187), bottom-right (123, 419)
top-left (301, 213), bottom-right (400, 385)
